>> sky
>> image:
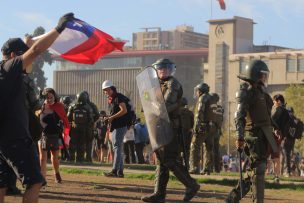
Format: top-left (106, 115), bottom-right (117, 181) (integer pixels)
top-left (1, 0), bottom-right (304, 87)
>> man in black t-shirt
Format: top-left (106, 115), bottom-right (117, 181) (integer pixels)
top-left (0, 13), bottom-right (74, 203)
top-left (102, 80), bottom-right (129, 178)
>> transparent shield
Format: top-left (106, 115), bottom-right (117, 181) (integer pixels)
top-left (136, 66), bottom-right (174, 151)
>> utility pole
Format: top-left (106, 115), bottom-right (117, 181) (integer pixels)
top-left (227, 101), bottom-right (230, 156)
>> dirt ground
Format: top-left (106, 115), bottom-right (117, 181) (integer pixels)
top-left (5, 173), bottom-right (304, 203)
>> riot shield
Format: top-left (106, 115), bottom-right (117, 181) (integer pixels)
top-left (136, 66), bottom-right (174, 151)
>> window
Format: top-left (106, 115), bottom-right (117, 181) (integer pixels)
top-left (286, 58), bottom-right (296, 72)
top-left (297, 58), bottom-right (304, 72)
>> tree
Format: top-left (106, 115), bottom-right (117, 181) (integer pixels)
top-left (285, 84), bottom-right (304, 156)
top-left (28, 26), bottom-right (53, 90)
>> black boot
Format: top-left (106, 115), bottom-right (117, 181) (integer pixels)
top-left (225, 189), bottom-right (240, 203)
top-left (172, 164), bottom-right (200, 202)
top-left (141, 165), bottom-right (169, 203)
top-left (104, 169), bottom-right (117, 177)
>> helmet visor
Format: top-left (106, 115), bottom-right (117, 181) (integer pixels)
top-left (259, 70), bottom-right (269, 87)
top-left (153, 63), bottom-right (176, 75)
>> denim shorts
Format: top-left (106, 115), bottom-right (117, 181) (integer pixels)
top-left (0, 137), bottom-right (45, 188)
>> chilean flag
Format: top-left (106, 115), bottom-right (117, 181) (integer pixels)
top-left (49, 19), bottom-right (126, 64)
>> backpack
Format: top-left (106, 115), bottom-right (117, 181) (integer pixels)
top-left (205, 94), bottom-right (223, 126)
top-left (121, 94), bottom-right (136, 127)
top-left (288, 115), bottom-right (304, 139)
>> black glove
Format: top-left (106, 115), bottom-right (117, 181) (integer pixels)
top-left (55, 12), bottom-right (75, 33)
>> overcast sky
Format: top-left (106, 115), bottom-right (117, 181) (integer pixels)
top-left (1, 0), bottom-right (304, 87)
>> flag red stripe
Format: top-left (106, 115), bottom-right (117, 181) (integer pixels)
top-left (61, 29), bottom-right (126, 64)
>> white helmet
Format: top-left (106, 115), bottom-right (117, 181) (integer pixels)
top-left (102, 80), bottom-right (114, 90)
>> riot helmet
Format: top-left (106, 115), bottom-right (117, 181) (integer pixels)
top-left (238, 60), bottom-right (269, 86)
top-left (83, 91), bottom-right (90, 102)
top-left (62, 96), bottom-right (72, 105)
top-left (194, 82), bottom-right (209, 98)
top-left (76, 91), bottom-right (88, 104)
top-left (210, 93), bottom-right (220, 103)
top-left (152, 58), bottom-right (176, 79)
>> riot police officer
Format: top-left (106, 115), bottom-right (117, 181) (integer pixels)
top-left (189, 82), bottom-right (214, 175)
top-left (209, 93), bottom-right (224, 173)
top-left (67, 91), bottom-right (93, 162)
top-left (61, 96), bottom-right (72, 113)
top-left (141, 59), bottom-right (200, 203)
top-left (226, 60), bottom-right (277, 203)
top-left (83, 91), bottom-right (100, 162)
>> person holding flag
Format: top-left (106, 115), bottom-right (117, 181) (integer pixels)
top-left (0, 13), bottom-right (74, 203)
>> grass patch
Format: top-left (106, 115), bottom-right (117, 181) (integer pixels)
top-left (58, 167), bottom-right (304, 191)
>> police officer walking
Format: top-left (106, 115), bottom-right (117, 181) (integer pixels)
top-left (141, 59), bottom-right (200, 203)
top-left (67, 91), bottom-right (93, 162)
top-left (189, 82), bottom-right (214, 175)
top-left (226, 60), bottom-right (277, 203)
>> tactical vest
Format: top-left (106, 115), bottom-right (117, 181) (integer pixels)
top-left (73, 106), bottom-right (90, 125)
top-left (205, 94), bottom-right (221, 123)
top-left (160, 77), bottom-right (183, 119)
top-left (245, 87), bottom-right (272, 129)
top-left (200, 93), bottom-right (213, 122)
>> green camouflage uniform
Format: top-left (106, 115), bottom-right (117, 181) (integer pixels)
top-left (226, 82), bottom-right (276, 203)
top-left (144, 76), bottom-right (199, 201)
top-left (85, 101), bottom-right (99, 162)
top-left (189, 92), bottom-right (214, 174)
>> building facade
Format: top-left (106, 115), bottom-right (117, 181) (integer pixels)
top-left (54, 49), bottom-right (208, 112)
top-left (132, 26), bottom-right (208, 50)
top-left (205, 16), bottom-right (303, 134)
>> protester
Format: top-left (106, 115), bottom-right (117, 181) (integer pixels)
top-left (93, 110), bottom-right (108, 163)
top-left (102, 80), bottom-right (129, 178)
top-left (300, 158), bottom-right (304, 177)
top-left (38, 88), bottom-right (70, 183)
top-left (134, 118), bottom-right (149, 164)
top-left (271, 94), bottom-right (289, 182)
top-left (123, 125), bottom-right (136, 164)
top-left (0, 13), bottom-right (74, 203)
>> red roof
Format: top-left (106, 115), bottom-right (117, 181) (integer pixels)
top-left (104, 48), bottom-right (209, 58)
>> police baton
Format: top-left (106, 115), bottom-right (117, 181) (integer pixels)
top-left (237, 147), bottom-right (243, 198)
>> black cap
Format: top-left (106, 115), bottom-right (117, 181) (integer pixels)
top-left (1, 38), bottom-right (29, 56)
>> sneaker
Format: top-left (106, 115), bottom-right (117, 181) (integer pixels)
top-left (104, 170), bottom-right (118, 177)
top-left (200, 170), bottom-right (210, 175)
top-left (55, 172), bottom-right (62, 183)
top-left (284, 173), bottom-right (290, 178)
top-left (117, 171), bottom-right (124, 178)
top-left (273, 177), bottom-right (280, 184)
